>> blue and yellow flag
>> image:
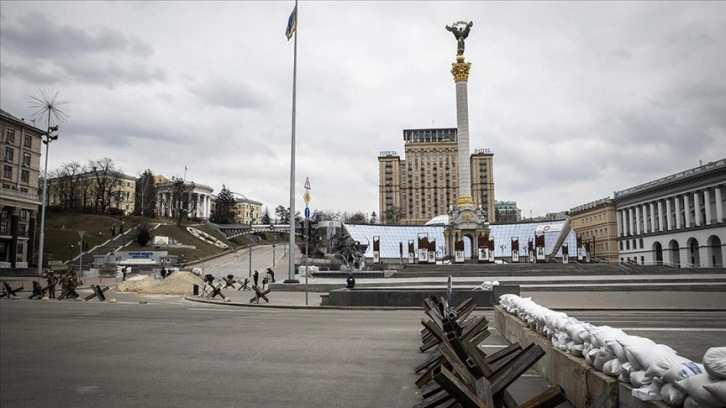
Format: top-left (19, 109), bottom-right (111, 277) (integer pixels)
top-left (285, 4), bottom-right (297, 40)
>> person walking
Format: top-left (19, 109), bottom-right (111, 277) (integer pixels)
top-left (253, 270), bottom-right (259, 288)
top-left (266, 267), bottom-right (276, 283)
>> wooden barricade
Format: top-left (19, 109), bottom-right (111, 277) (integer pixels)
top-left (414, 295), bottom-right (567, 408)
top-left (1, 281), bottom-right (23, 299)
top-left (249, 287), bottom-right (270, 304)
top-left (84, 285), bottom-right (110, 302)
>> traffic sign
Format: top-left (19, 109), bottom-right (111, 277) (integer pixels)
top-left (304, 177), bottom-right (311, 190)
top-left (304, 207), bottom-right (310, 219)
top-left (303, 190), bottom-right (311, 204)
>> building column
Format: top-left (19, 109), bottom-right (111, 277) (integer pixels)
top-left (704, 189), bottom-right (712, 225)
top-left (683, 194), bottom-right (691, 228)
top-left (657, 200), bottom-right (664, 232)
top-left (694, 191), bottom-right (701, 227)
top-left (649, 202), bottom-right (656, 233)
top-left (716, 185), bottom-right (724, 223)
top-left (666, 198), bottom-right (673, 230)
top-left (628, 207), bottom-right (634, 236)
top-left (616, 210), bottom-right (623, 237)
top-left (674, 196), bottom-right (682, 229)
top-left (206, 195), bottom-right (211, 219)
top-left (634, 206), bottom-right (641, 235)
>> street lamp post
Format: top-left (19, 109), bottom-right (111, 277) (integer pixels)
top-left (272, 244), bottom-right (276, 267)
top-left (36, 125), bottom-right (59, 275)
top-left (78, 230), bottom-right (85, 276)
top-left (248, 244), bottom-right (253, 277)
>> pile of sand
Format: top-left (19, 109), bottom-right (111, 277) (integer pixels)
top-left (116, 271), bottom-right (205, 295)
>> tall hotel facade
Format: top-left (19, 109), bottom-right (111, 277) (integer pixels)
top-left (378, 128), bottom-right (495, 225)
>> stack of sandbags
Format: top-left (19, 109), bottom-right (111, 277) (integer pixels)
top-left (498, 294), bottom-right (725, 407)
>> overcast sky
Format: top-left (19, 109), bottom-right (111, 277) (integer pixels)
top-left (1, 1), bottom-right (724, 220)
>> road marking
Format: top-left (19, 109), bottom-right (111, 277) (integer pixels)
top-left (619, 327), bottom-right (726, 332)
top-left (186, 307), bottom-right (284, 313)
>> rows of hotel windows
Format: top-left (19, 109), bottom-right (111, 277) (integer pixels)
top-left (382, 154), bottom-right (492, 222)
top-left (403, 149), bottom-right (455, 219)
top-left (3, 129), bottom-right (34, 190)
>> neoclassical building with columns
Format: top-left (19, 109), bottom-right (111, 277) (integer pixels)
top-left (155, 179), bottom-right (213, 220)
top-left (613, 159), bottom-right (725, 268)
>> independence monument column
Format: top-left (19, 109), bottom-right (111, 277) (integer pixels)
top-left (444, 21), bottom-right (490, 263)
top-left (447, 21), bottom-right (474, 205)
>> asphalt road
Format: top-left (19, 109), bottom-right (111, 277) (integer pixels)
top-left (2, 295), bottom-right (725, 408)
top-left (1, 300), bottom-right (424, 408)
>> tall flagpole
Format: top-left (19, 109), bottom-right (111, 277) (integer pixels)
top-left (287, 0), bottom-right (299, 283)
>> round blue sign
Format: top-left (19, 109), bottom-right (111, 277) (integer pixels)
top-left (304, 207), bottom-right (310, 219)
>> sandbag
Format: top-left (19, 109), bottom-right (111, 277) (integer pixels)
top-left (674, 373), bottom-right (725, 408)
top-left (624, 341), bottom-right (677, 372)
top-left (660, 382), bottom-right (687, 407)
top-left (632, 380), bottom-right (664, 401)
top-left (620, 362), bottom-right (634, 384)
top-left (645, 355), bottom-right (694, 383)
top-left (703, 382), bottom-right (726, 405)
top-left (603, 358), bottom-right (623, 377)
top-left (594, 348), bottom-right (616, 371)
top-left (618, 336), bottom-right (658, 370)
top-left (703, 347), bottom-right (726, 380)
top-left (664, 362), bottom-right (704, 384)
top-left (631, 370), bottom-right (650, 387)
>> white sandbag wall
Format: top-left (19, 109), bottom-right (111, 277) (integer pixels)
top-left (499, 294), bottom-right (726, 408)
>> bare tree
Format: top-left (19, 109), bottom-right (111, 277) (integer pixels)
top-left (135, 169), bottom-right (157, 217)
top-left (89, 157), bottom-right (123, 214)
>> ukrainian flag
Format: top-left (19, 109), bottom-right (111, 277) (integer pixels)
top-left (285, 4), bottom-right (297, 40)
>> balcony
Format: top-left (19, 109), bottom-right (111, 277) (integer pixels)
top-left (0, 185), bottom-right (40, 204)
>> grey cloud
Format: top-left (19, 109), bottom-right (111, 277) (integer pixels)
top-left (0, 62), bottom-right (63, 85)
top-left (56, 59), bottom-right (166, 86)
top-left (188, 78), bottom-right (267, 110)
top-left (0, 11), bottom-right (153, 59)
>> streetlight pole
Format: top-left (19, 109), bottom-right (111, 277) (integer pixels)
top-left (36, 124), bottom-right (59, 275)
top-left (272, 244), bottom-right (276, 267)
top-left (248, 244), bottom-right (253, 277)
top-left (78, 230), bottom-right (85, 276)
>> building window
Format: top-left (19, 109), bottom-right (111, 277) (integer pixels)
top-left (22, 152), bottom-right (31, 166)
top-left (5, 129), bottom-right (15, 143)
top-left (20, 209), bottom-right (29, 221)
top-left (4, 147), bottom-right (13, 161)
top-left (21, 169), bottom-right (29, 183)
top-left (24, 135), bottom-right (32, 148)
top-left (3, 165), bottom-right (11, 179)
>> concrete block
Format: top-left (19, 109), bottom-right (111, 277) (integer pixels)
top-left (327, 285), bottom-right (520, 307)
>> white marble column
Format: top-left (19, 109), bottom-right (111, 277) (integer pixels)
top-left (675, 196), bottom-right (682, 229)
top-left (617, 210), bottom-right (623, 237)
top-left (649, 202), bottom-right (656, 233)
top-left (628, 207), bottom-right (634, 236)
top-left (666, 198), bottom-right (673, 230)
top-left (455, 81), bottom-right (471, 199)
top-left (657, 200), bottom-right (664, 232)
top-left (704, 189), bottom-right (712, 225)
top-left (683, 194), bottom-right (691, 228)
top-left (716, 185), bottom-right (724, 223)
top-left (635, 206), bottom-right (641, 235)
top-left (693, 191), bottom-right (701, 227)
